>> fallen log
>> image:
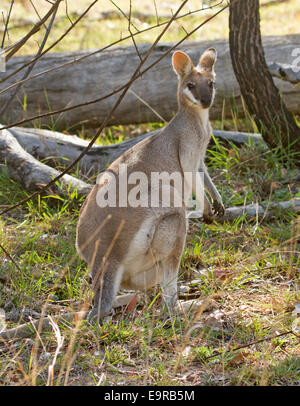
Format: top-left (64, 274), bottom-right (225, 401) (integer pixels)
top-left (0, 127), bottom-right (92, 198)
top-left (1, 35), bottom-right (299, 130)
top-left (268, 61), bottom-right (300, 85)
top-left (0, 122), bottom-right (264, 204)
top-left (190, 198), bottom-right (300, 222)
top-left (7, 125), bottom-right (264, 175)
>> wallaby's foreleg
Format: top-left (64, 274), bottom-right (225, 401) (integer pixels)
top-left (198, 160), bottom-right (224, 217)
top-left (190, 170), bottom-right (214, 223)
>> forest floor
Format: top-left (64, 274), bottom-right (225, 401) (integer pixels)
top-left (0, 0), bottom-right (299, 387)
top-left (0, 117), bottom-right (299, 386)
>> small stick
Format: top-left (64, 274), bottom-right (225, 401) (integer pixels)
top-left (0, 243), bottom-right (21, 272)
top-left (1, 0), bottom-right (14, 49)
top-left (203, 330), bottom-right (297, 361)
top-left (0, 1), bottom-right (59, 117)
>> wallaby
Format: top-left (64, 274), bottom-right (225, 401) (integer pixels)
top-left (0, 48), bottom-right (224, 341)
top-left (76, 48), bottom-right (224, 321)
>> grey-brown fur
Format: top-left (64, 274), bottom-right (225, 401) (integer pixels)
top-left (76, 48), bottom-right (224, 321)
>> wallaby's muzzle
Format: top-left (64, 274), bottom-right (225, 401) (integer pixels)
top-left (200, 95), bottom-right (213, 109)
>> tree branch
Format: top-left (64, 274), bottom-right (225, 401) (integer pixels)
top-left (4, 0), bottom-right (63, 62)
top-left (268, 61), bottom-right (300, 84)
top-left (1, 0), bottom-right (14, 49)
top-left (1, 34), bottom-right (298, 131)
top-left (0, 2), bottom-right (223, 91)
top-left (1, 0), bottom-right (98, 87)
top-left (189, 198), bottom-right (300, 222)
top-left (0, 1), bottom-right (59, 118)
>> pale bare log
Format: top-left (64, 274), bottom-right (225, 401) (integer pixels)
top-left (268, 61), bottom-right (300, 84)
top-left (0, 128), bottom-right (92, 197)
top-left (190, 198), bottom-right (300, 222)
top-left (8, 126), bottom-right (150, 175)
top-left (8, 125), bottom-right (263, 175)
top-left (0, 35), bottom-right (299, 130)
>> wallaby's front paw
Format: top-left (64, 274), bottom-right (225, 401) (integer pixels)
top-left (212, 200), bottom-right (225, 217)
top-left (202, 208), bottom-right (214, 224)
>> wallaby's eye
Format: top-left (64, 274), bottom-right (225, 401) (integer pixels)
top-left (187, 82), bottom-right (195, 90)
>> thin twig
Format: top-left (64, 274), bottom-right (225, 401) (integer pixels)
top-left (109, 0), bottom-right (139, 32)
top-left (153, 0), bottom-right (159, 25)
top-left (0, 243), bottom-right (21, 272)
top-left (0, 1), bottom-right (59, 118)
top-left (203, 330), bottom-right (297, 361)
top-left (28, 0), bottom-right (48, 31)
top-left (128, 88), bottom-right (167, 122)
top-left (0, 0), bottom-right (98, 89)
top-left (1, 0), bottom-right (14, 49)
top-left (128, 0), bottom-right (142, 62)
top-left (47, 316), bottom-right (64, 386)
top-left (4, 0), bottom-right (63, 61)
top-left (64, 0), bottom-right (74, 26)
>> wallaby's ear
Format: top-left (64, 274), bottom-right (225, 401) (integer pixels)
top-left (172, 51), bottom-right (194, 77)
top-left (198, 48), bottom-right (217, 72)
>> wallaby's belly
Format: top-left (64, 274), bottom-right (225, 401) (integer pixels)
top-left (76, 178), bottom-right (187, 291)
top-left (121, 211), bottom-right (186, 290)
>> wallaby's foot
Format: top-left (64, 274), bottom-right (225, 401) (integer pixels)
top-left (175, 299), bottom-right (201, 313)
top-left (87, 307), bottom-right (112, 326)
top-left (160, 301), bottom-right (178, 323)
top-left (212, 199), bottom-right (225, 217)
top-left (86, 307), bottom-right (100, 325)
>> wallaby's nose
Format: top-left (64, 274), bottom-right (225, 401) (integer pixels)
top-left (200, 96), bottom-right (211, 108)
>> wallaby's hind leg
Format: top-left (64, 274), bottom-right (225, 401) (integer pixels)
top-left (160, 254), bottom-right (183, 315)
top-left (90, 258), bottom-right (124, 322)
top-left (150, 212), bottom-right (186, 315)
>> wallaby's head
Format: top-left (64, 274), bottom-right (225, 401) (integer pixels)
top-left (172, 48), bottom-right (217, 110)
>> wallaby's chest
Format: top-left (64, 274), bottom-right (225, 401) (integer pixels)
top-left (179, 128), bottom-right (210, 173)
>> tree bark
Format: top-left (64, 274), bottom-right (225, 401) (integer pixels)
top-left (1, 36), bottom-right (299, 130)
top-left (229, 0), bottom-right (300, 156)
